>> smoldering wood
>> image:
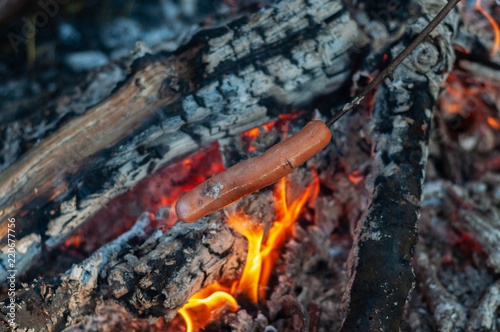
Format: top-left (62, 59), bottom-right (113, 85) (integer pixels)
top-left (1, 0), bottom-right (499, 331)
top-left (1, 212), bottom-right (248, 331)
top-left (339, 1), bottom-right (459, 330)
top-left (0, 0), bottom-right (360, 281)
top-left (414, 249), bottom-right (468, 332)
top-left (406, 178), bottom-right (500, 332)
top-left (343, 0), bottom-right (422, 51)
top-left (454, 0), bottom-right (500, 67)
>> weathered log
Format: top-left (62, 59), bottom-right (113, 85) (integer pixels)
top-left (0, 211), bottom-right (248, 331)
top-left (0, 0), bottom-right (360, 281)
top-left (339, 0), bottom-right (459, 330)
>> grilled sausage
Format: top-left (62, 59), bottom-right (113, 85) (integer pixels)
top-left (176, 120), bottom-right (331, 222)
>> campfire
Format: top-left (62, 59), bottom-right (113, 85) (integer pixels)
top-left (1, 0), bottom-right (500, 331)
top-left (177, 172), bottom-right (318, 332)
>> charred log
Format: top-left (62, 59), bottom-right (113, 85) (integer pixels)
top-left (339, 0), bottom-right (459, 330)
top-left (0, 212), bottom-right (247, 331)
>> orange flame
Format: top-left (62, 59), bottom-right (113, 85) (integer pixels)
top-left (178, 285), bottom-right (238, 332)
top-left (476, 0), bottom-right (500, 57)
top-left (258, 172), bottom-right (318, 298)
top-left (177, 171), bottom-right (319, 331)
top-left (241, 127), bottom-right (261, 152)
top-left (487, 116), bottom-right (500, 129)
top-left (226, 213), bottom-right (264, 302)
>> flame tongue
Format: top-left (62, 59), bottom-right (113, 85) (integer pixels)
top-left (226, 213), bottom-right (264, 303)
top-left (177, 171), bottom-right (319, 331)
top-left (178, 282), bottom-right (238, 332)
top-left (476, 0), bottom-right (500, 57)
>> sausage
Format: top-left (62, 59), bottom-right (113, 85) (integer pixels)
top-left (175, 120), bottom-right (331, 222)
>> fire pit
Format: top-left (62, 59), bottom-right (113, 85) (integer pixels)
top-left (1, 0), bottom-right (500, 331)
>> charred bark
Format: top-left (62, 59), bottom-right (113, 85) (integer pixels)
top-left (0, 212), bottom-right (247, 331)
top-left (339, 1), bottom-right (459, 330)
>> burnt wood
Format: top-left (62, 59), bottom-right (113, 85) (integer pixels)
top-left (339, 0), bottom-right (459, 330)
top-left (0, 212), bottom-right (247, 331)
top-left (0, 0), bottom-right (360, 280)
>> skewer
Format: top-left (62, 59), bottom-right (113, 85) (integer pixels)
top-left (176, 0), bottom-right (463, 222)
top-left (325, 0), bottom-right (462, 128)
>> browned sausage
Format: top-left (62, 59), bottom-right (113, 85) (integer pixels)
top-left (175, 120), bottom-right (331, 222)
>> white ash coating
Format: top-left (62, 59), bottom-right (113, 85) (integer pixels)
top-left (201, 182), bottom-right (224, 199)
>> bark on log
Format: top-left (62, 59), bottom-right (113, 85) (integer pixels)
top-left (0, 211), bottom-right (247, 331)
top-left (339, 1), bottom-right (459, 330)
top-left (0, 0), bottom-right (360, 281)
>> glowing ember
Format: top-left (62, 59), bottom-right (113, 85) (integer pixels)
top-left (262, 122), bottom-right (275, 133)
top-left (487, 116), bottom-right (500, 129)
top-left (241, 127), bottom-right (261, 152)
top-left (59, 143), bottom-right (226, 255)
top-left (439, 72), bottom-right (486, 120)
top-left (278, 112), bottom-right (302, 121)
top-left (177, 171), bottom-right (319, 331)
top-left (240, 114), bottom-right (302, 152)
top-left (476, 0), bottom-right (500, 57)
top-left (258, 172), bottom-right (318, 298)
top-left (348, 170), bottom-right (364, 184)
